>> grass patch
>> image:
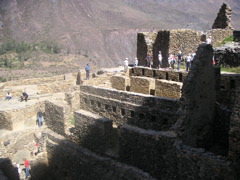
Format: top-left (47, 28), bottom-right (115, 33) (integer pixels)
top-left (216, 35), bottom-right (234, 47)
top-left (221, 66), bottom-right (240, 73)
top-left (70, 115), bottom-right (75, 125)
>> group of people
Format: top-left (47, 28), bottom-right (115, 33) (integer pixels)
top-left (123, 57), bottom-right (138, 72)
top-left (4, 91), bottom-right (28, 101)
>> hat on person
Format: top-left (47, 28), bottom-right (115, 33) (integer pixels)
top-left (126, 58), bottom-right (128, 60)
top-left (135, 58), bottom-right (137, 60)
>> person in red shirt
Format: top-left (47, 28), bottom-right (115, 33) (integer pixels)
top-left (24, 159), bottom-right (30, 178)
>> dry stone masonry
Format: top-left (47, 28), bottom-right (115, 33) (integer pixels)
top-left (212, 3), bottom-right (233, 30)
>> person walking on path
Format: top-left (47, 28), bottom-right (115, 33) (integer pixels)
top-left (85, 64), bottom-right (90, 80)
top-left (24, 159), bottom-right (30, 179)
top-left (145, 53), bottom-right (152, 68)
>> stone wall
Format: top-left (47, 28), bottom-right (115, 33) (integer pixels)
top-left (0, 101), bottom-right (45, 130)
top-left (119, 125), bottom-right (177, 179)
top-left (45, 101), bottom-right (71, 136)
top-left (233, 31), bottom-right (240, 41)
top-left (214, 47), bottom-right (240, 67)
top-left (64, 91), bottom-right (80, 112)
top-left (212, 3), bottom-right (233, 30)
top-left (74, 110), bottom-right (113, 154)
top-left (176, 44), bottom-right (216, 149)
top-left (137, 32), bottom-right (157, 66)
top-left (80, 85), bottom-right (179, 131)
top-left (155, 79), bottom-right (182, 99)
top-left (137, 28), bottom-right (233, 68)
top-left (207, 29), bottom-right (233, 47)
top-left (130, 67), bottom-right (188, 82)
top-left (169, 29), bottom-right (202, 56)
top-left (111, 75), bottom-right (130, 91)
top-left (119, 124), bottom-right (230, 179)
top-left (130, 76), bottom-right (155, 95)
top-left (46, 130), bottom-right (156, 180)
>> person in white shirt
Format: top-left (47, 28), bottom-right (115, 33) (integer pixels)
top-left (206, 36), bottom-right (212, 44)
top-left (5, 92), bottom-right (12, 100)
top-left (186, 53), bottom-right (192, 72)
top-left (134, 58), bottom-right (138, 67)
top-left (158, 51), bottom-right (162, 68)
top-left (123, 58), bottom-right (129, 72)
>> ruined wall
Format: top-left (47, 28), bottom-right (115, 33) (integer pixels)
top-left (169, 29), bottom-right (202, 56)
top-left (176, 145), bottom-right (230, 179)
top-left (46, 130), bottom-right (155, 180)
top-left (130, 67), bottom-right (188, 82)
top-left (214, 47), bottom-right (240, 67)
top-left (74, 110), bottom-right (113, 154)
top-left (119, 125), bottom-right (177, 179)
top-left (130, 76), bottom-right (155, 95)
top-left (45, 101), bottom-right (71, 136)
top-left (119, 124), bottom-right (230, 179)
top-left (0, 112), bottom-right (12, 130)
top-left (233, 31), bottom-right (240, 41)
top-left (155, 79), bottom-right (182, 99)
top-left (0, 102), bottom-right (45, 130)
top-left (176, 44), bottom-right (216, 149)
top-left (111, 75), bottom-right (130, 91)
top-left (37, 80), bottom-right (75, 94)
top-left (64, 91), bottom-right (80, 112)
top-left (212, 3), bottom-right (233, 30)
top-left (226, 89), bottom-right (240, 179)
top-left (137, 32), bottom-right (157, 66)
top-left (152, 30), bottom-right (170, 68)
top-left (207, 29), bottom-right (233, 47)
top-left (80, 85), bottom-right (179, 131)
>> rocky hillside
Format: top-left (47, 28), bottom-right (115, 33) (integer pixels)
top-left (0, 0), bottom-right (239, 67)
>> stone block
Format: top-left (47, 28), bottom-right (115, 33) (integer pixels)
top-left (111, 75), bottom-right (130, 91)
top-left (130, 76), bottom-right (155, 95)
top-left (74, 110), bottom-right (113, 154)
top-left (155, 79), bottom-right (182, 99)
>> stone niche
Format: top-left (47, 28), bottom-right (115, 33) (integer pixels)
top-left (155, 79), bottom-right (182, 99)
top-left (130, 76), bottom-right (155, 95)
top-left (111, 75), bottom-right (130, 91)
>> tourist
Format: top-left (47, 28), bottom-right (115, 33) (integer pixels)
top-left (168, 54), bottom-right (174, 69)
top-left (158, 51), bottom-right (162, 69)
top-left (145, 53), bottom-right (152, 68)
top-left (37, 111), bottom-right (44, 127)
top-left (5, 92), bottom-right (12, 100)
top-left (123, 58), bottom-right (129, 72)
top-left (24, 159), bottom-right (30, 179)
top-left (186, 53), bottom-right (192, 72)
top-left (20, 91), bottom-right (28, 102)
top-left (177, 51), bottom-right (182, 71)
top-left (134, 58), bottom-right (138, 67)
top-left (206, 35), bottom-right (212, 44)
top-left (191, 52), bottom-right (196, 67)
top-left (85, 64), bottom-right (90, 80)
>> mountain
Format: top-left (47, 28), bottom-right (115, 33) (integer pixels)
top-left (0, 0), bottom-right (239, 68)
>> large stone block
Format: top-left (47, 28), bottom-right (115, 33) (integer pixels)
top-left (155, 79), bottom-right (182, 99)
top-left (130, 76), bottom-right (155, 95)
top-left (111, 75), bottom-right (130, 91)
top-left (74, 110), bottom-right (113, 154)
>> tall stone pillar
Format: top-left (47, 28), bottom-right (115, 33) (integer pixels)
top-left (176, 43), bottom-right (216, 148)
